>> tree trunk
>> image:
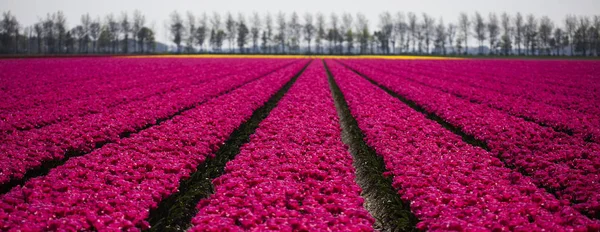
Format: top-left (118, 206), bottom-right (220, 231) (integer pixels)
top-left (465, 36), bottom-right (468, 55)
top-left (570, 36), bottom-right (574, 56)
top-left (14, 34), bottom-right (19, 54)
top-left (38, 38), bottom-right (42, 54)
top-left (124, 36), bottom-right (128, 54)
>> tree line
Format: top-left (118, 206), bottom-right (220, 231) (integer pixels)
top-left (0, 10), bottom-right (156, 55)
top-left (1, 10), bottom-right (599, 56)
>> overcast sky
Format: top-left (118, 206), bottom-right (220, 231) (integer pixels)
top-left (2, 0), bottom-right (599, 44)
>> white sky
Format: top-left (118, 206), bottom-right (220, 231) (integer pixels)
top-left (2, 0), bottom-right (599, 44)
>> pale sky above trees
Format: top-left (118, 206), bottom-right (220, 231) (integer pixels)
top-left (3, 0), bottom-right (599, 43)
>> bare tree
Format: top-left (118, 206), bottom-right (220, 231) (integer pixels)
top-left (394, 12), bottom-right (407, 53)
top-left (422, 13), bottom-right (435, 54)
top-left (341, 13), bottom-right (353, 53)
top-left (89, 17), bottom-right (100, 53)
top-left (552, 28), bottom-right (564, 55)
top-left (593, 15), bottom-right (600, 56)
top-left (196, 13), bottom-right (208, 52)
top-left (373, 30), bottom-right (383, 54)
top-left (458, 12), bottom-right (470, 54)
top-left (276, 12), bottom-right (286, 53)
top-left (237, 13), bottom-right (249, 53)
top-left (98, 25), bottom-right (111, 52)
top-left (369, 31), bottom-right (376, 54)
top-left (214, 30), bottom-right (225, 52)
top-left (1, 11), bottom-right (20, 53)
top-left (455, 33), bottom-right (464, 54)
top-left (210, 12), bottom-right (222, 31)
top-left (42, 13), bottom-right (56, 53)
top-left (250, 12), bottom-right (261, 53)
top-left (356, 13), bottom-right (369, 54)
top-left (378, 12), bottom-right (393, 54)
top-left (538, 16), bottom-right (554, 55)
top-left (329, 13), bottom-right (339, 54)
top-left (72, 25), bottom-right (84, 53)
top-left (261, 30), bottom-right (268, 54)
top-left (106, 13), bottom-right (120, 53)
top-left (303, 12), bottom-right (314, 53)
top-left (447, 23), bottom-right (456, 54)
top-left (487, 12), bottom-right (499, 55)
top-left (434, 17), bottom-right (447, 54)
top-left (210, 12), bottom-right (222, 51)
top-left (500, 12), bottom-right (512, 55)
top-left (225, 12), bottom-right (236, 52)
top-left (209, 29), bottom-right (216, 51)
top-left (14, 24), bottom-right (20, 54)
top-left (264, 13), bottom-right (273, 53)
top-left (120, 12), bottom-right (130, 53)
top-left (132, 10), bottom-right (145, 53)
top-left (564, 15), bottom-right (577, 55)
top-left (575, 16), bottom-right (590, 56)
top-left (316, 12), bottom-right (326, 54)
top-left (34, 22), bottom-right (43, 53)
top-left (289, 12), bottom-right (301, 53)
top-left (65, 28), bottom-right (75, 53)
top-left (408, 12), bottom-right (417, 53)
top-left (415, 20), bottom-right (425, 53)
top-left (514, 13), bottom-right (524, 55)
top-left (4, 10), bottom-right (595, 56)
top-left (185, 12), bottom-right (195, 53)
top-left (55, 11), bottom-right (67, 53)
top-left (80, 13), bottom-right (91, 53)
top-left (473, 12), bottom-right (486, 54)
top-left (345, 26), bottom-right (354, 54)
top-left (25, 26), bottom-right (33, 54)
top-left (524, 14), bottom-right (538, 55)
top-left (169, 11), bottom-right (184, 53)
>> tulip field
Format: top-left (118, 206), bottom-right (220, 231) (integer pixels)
top-left (0, 56), bottom-right (599, 231)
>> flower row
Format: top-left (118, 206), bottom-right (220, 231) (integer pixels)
top-left (373, 59), bottom-right (600, 122)
top-left (0, 60), bottom-right (309, 231)
top-left (406, 59), bottom-right (599, 99)
top-left (357, 60), bottom-right (600, 143)
top-left (190, 62), bottom-right (374, 231)
top-left (0, 60), bottom-right (296, 185)
top-left (327, 61), bottom-right (599, 231)
top-left (0, 58), bottom-right (168, 112)
top-left (340, 60), bottom-right (600, 218)
top-left (0, 59), bottom-right (291, 133)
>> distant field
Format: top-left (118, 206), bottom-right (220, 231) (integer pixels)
top-left (125, 54), bottom-right (462, 60)
top-left (1, 57), bottom-right (599, 231)
top-left (4, 53), bottom-right (599, 61)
